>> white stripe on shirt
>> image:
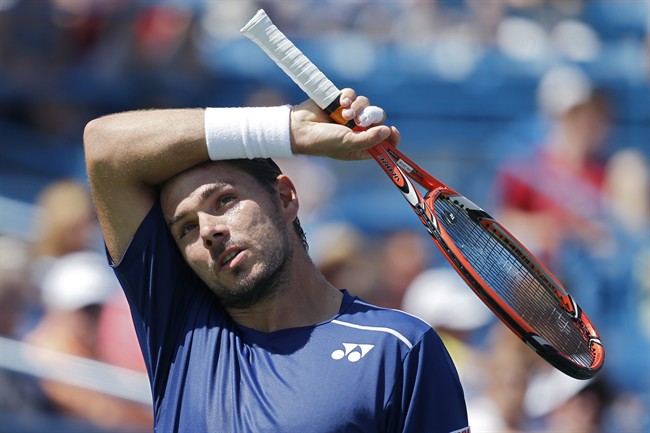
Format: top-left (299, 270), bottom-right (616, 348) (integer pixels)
top-left (331, 319), bottom-right (414, 349)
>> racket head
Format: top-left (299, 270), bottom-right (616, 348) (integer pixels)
top-left (423, 188), bottom-right (605, 380)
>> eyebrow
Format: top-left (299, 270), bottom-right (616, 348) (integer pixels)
top-left (167, 180), bottom-right (233, 231)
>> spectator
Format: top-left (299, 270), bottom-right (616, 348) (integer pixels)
top-left (24, 251), bottom-right (153, 432)
top-left (96, 291), bottom-right (148, 374)
top-left (311, 221), bottom-right (378, 300)
top-left (0, 236), bottom-right (55, 419)
top-left (525, 372), bottom-right (613, 433)
top-left (558, 148), bottom-right (650, 432)
top-left (367, 229), bottom-right (431, 309)
top-left (29, 179), bottom-right (100, 287)
top-left (494, 66), bottom-right (611, 269)
top-left (466, 323), bottom-right (538, 433)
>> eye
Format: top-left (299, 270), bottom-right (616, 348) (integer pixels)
top-left (218, 195), bottom-right (236, 207)
top-left (179, 222), bottom-right (198, 239)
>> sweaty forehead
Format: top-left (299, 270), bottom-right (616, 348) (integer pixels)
top-left (160, 162), bottom-right (257, 218)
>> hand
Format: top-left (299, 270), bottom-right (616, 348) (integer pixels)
top-left (289, 88), bottom-right (401, 160)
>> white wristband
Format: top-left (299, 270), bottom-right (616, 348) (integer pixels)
top-left (205, 105), bottom-right (293, 160)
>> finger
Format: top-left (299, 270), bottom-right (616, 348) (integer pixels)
top-left (355, 125), bottom-right (396, 160)
top-left (366, 125), bottom-right (392, 146)
top-left (349, 95), bottom-right (370, 114)
top-left (342, 95), bottom-right (369, 120)
top-left (389, 126), bottom-right (401, 146)
top-left (339, 88), bottom-right (357, 108)
top-left (347, 125), bottom-right (391, 150)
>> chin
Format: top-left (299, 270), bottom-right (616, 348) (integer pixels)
top-left (214, 284), bottom-right (272, 310)
top-left (215, 264), bottom-right (288, 310)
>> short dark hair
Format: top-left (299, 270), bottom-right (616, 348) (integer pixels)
top-left (223, 158), bottom-right (309, 252)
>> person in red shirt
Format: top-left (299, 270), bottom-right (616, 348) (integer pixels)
top-left (495, 80), bottom-right (612, 268)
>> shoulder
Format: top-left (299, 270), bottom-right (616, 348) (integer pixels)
top-left (333, 294), bottom-right (433, 351)
top-left (114, 200), bottom-right (175, 267)
top-left (113, 199), bottom-right (213, 325)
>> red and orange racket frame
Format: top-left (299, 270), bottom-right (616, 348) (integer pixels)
top-left (366, 138), bottom-right (604, 379)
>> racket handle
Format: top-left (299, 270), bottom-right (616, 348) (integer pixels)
top-left (240, 9), bottom-right (354, 127)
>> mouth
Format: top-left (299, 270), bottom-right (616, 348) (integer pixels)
top-left (219, 249), bottom-right (243, 270)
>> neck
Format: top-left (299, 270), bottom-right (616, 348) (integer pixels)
top-left (227, 252), bottom-right (343, 333)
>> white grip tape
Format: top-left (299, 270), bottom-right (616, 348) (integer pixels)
top-left (241, 9), bottom-right (340, 109)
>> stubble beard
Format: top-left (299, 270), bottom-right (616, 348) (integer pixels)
top-left (208, 225), bottom-right (293, 310)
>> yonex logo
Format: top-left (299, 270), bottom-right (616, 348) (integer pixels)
top-left (377, 155), bottom-right (403, 185)
top-left (331, 343), bottom-right (374, 363)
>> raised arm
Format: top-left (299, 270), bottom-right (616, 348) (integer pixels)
top-left (84, 108), bottom-right (207, 264)
top-left (83, 90), bottom-right (396, 264)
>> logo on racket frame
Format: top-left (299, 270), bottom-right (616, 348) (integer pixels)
top-left (376, 154), bottom-right (406, 188)
top-left (376, 153), bottom-right (439, 236)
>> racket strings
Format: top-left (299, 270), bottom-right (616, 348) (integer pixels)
top-left (434, 197), bottom-right (593, 368)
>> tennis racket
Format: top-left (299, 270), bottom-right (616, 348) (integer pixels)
top-left (241, 9), bottom-right (604, 380)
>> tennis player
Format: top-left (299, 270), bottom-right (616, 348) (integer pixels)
top-left (83, 88), bottom-right (469, 433)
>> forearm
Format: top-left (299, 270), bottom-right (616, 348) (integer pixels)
top-left (84, 108), bottom-right (207, 188)
top-left (83, 95), bottom-right (393, 185)
top-left (84, 108), bottom-right (208, 263)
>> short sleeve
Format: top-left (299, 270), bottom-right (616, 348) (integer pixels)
top-left (385, 329), bottom-right (469, 433)
top-left (110, 200), bottom-right (220, 393)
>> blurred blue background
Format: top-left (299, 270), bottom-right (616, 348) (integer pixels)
top-left (2, 0), bottom-right (648, 230)
top-left (1, 1), bottom-right (649, 432)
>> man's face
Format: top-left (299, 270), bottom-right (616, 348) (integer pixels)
top-left (160, 162), bottom-right (294, 309)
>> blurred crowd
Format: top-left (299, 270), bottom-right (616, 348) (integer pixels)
top-left (1, 1), bottom-right (649, 432)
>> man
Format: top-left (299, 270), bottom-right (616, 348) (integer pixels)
top-left (83, 89), bottom-right (469, 433)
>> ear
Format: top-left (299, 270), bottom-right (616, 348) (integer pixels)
top-left (276, 175), bottom-right (299, 224)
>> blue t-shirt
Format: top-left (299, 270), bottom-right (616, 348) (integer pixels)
top-left (113, 201), bottom-right (469, 433)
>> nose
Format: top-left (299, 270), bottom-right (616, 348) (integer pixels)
top-left (198, 213), bottom-right (229, 249)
